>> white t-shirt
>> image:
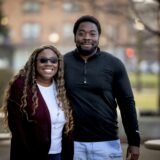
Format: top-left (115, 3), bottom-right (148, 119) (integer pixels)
top-left (37, 81), bottom-right (66, 154)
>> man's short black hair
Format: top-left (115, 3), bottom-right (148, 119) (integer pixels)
top-left (73, 15), bottom-right (101, 35)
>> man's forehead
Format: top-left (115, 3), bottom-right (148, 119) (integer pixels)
top-left (78, 22), bottom-right (98, 31)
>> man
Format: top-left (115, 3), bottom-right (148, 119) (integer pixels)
top-left (64, 15), bottom-right (140, 160)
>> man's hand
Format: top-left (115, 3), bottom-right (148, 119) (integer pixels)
top-left (126, 145), bottom-right (140, 160)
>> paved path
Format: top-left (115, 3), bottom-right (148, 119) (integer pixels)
top-left (122, 143), bottom-right (160, 160)
top-left (0, 141), bottom-right (160, 160)
top-left (0, 140), bottom-right (10, 160)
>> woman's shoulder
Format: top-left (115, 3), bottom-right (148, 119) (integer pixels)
top-left (12, 75), bottom-right (25, 87)
top-left (8, 75), bottom-right (25, 103)
top-left (9, 75), bottom-right (26, 95)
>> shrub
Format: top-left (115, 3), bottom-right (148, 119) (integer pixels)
top-left (0, 68), bottom-right (13, 107)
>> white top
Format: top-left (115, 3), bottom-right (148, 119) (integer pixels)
top-left (37, 81), bottom-right (66, 154)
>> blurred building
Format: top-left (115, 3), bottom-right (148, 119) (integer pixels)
top-left (2, 0), bottom-right (131, 71)
top-left (2, 0), bottom-right (156, 72)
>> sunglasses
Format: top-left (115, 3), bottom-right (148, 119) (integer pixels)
top-left (37, 57), bottom-right (59, 64)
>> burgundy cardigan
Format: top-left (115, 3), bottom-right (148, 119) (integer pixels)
top-left (7, 76), bottom-right (73, 160)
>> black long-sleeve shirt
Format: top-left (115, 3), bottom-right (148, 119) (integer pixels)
top-left (64, 49), bottom-right (140, 147)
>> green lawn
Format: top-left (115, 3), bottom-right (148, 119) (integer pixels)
top-left (128, 73), bottom-right (159, 88)
top-left (128, 73), bottom-right (159, 111)
top-left (133, 89), bottom-right (158, 111)
top-left (0, 72), bottom-right (159, 112)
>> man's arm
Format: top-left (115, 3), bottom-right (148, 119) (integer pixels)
top-left (113, 59), bottom-right (140, 159)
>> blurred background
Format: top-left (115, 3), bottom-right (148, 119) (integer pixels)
top-left (0, 0), bottom-right (160, 159)
top-left (1, 0), bottom-right (159, 116)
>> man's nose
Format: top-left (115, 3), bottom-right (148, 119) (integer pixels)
top-left (84, 33), bottom-right (91, 39)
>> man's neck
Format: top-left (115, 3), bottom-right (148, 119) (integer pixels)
top-left (79, 48), bottom-right (97, 60)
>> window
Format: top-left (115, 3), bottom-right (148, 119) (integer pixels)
top-left (22, 0), bottom-right (40, 13)
top-left (63, 2), bottom-right (82, 13)
top-left (22, 23), bottom-right (41, 40)
top-left (106, 25), bottom-right (116, 38)
top-left (48, 0), bottom-right (59, 9)
top-left (63, 23), bottom-right (73, 38)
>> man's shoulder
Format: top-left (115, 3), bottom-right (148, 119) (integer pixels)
top-left (100, 50), bottom-right (118, 60)
top-left (64, 50), bottom-right (75, 57)
top-left (64, 50), bottom-right (76, 63)
top-left (99, 50), bottom-right (125, 67)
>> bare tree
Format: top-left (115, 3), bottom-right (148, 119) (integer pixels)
top-left (128, 0), bottom-right (160, 36)
top-left (128, 0), bottom-right (160, 113)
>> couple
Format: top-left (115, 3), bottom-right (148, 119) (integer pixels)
top-left (2, 15), bottom-right (140, 160)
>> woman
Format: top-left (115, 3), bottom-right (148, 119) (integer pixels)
top-left (2, 45), bottom-right (73, 160)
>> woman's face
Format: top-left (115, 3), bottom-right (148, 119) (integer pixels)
top-left (36, 48), bottom-right (59, 86)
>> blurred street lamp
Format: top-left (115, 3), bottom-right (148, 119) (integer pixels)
top-left (134, 18), bottom-right (144, 31)
top-left (48, 32), bottom-right (60, 43)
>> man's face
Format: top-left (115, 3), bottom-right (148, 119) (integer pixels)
top-left (75, 22), bottom-right (99, 56)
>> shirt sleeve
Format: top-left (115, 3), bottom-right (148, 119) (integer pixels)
top-left (113, 59), bottom-right (140, 147)
top-left (7, 78), bottom-right (30, 151)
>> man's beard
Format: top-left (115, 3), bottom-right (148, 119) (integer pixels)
top-left (76, 45), bottom-right (97, 56)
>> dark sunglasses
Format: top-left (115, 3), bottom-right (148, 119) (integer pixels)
top-left (37, 57), bottom-right (59, 64)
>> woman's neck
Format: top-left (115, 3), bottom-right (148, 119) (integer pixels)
top-left (36, 79), bottom-right (53, 87)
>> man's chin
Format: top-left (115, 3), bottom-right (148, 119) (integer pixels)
top-left (81, 48), bottom-right (92, 53)
top-left (77, 46), bottom-right (96, 56)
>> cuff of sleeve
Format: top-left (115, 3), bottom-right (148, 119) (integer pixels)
top-left (127, 131), bottom-right (141, 147)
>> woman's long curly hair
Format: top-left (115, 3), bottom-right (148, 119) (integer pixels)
top-left (2, 45), bottom-right (73, 134)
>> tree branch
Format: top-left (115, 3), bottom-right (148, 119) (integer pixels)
top-left (128, 0), bottom-right (160, 36)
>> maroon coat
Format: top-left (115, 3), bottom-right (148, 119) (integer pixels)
top-left (7, 76), bottom-right (73, 160)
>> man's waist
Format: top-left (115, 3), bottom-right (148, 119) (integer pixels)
top-left (74, 135), bottom-right (119, 142)
top-left (73, 129), bottom-right (118, 142)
